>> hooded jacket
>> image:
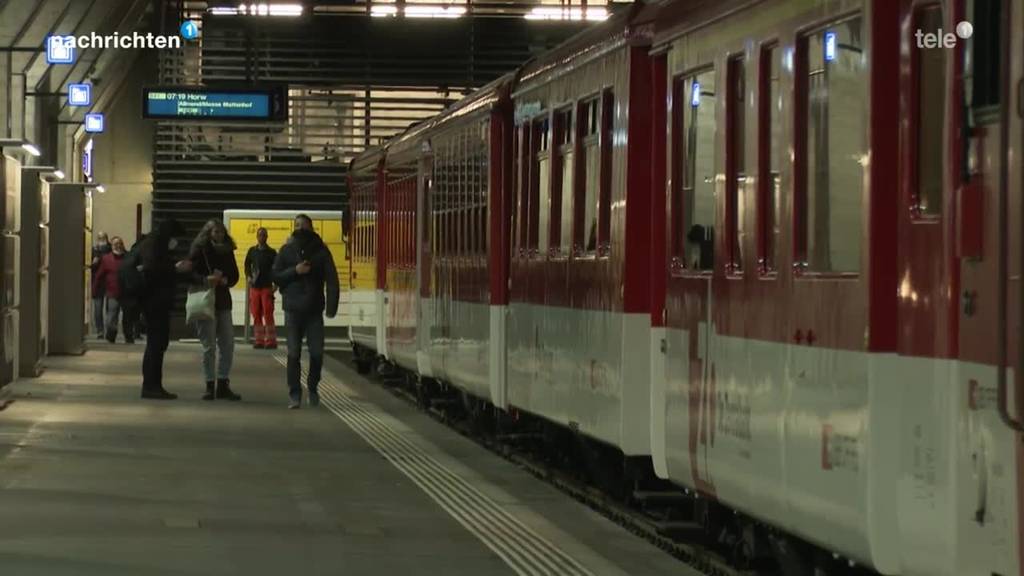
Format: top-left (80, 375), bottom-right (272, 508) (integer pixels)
top-left (272, 228), bottom-right (339, 317)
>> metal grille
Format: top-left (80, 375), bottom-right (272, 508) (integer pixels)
top-left (154, 0), bottom-right (595, 235)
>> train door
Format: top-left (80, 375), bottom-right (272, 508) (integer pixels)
top-left (417, 144), bottom-right (435, 377)
top-left (663, 65), bottom-right (718, 494)
top-left (898, 0), bottom-right (1024, 574)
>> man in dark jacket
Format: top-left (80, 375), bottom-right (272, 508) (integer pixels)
top-left (273, 214), bottom-right (339, 409)
top-left (138, 219), bottom-right (189, 400)
top-left (244, 227), bottom-right (278, 349)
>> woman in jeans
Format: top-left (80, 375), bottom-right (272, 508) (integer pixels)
top-left (188, 220), bottom-right (241, 401)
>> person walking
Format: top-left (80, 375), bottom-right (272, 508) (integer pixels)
top-left (244, 227), bottom-right (278, 349)
top-left (90, 231), bottom-right (111, 339)
top-left (92, 236), bottom-right (134, 343)
top-left (188, 219), bottom-right (242, 401)
top-left (138, 219), bottom-right (189, 400)
top-left (273, 214), bottom-right (339, 409)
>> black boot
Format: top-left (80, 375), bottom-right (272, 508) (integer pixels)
top-left (216, 379), bottom-right (241, 401)
top-left (202, 381), bottom-right (215, 401)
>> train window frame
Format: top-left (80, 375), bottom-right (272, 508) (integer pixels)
top-left (793, 13), bottom-right (866, 278)
top-left (757, 40), bottom-right (782, 277)
top-left (549, 105), bottom-right (574, 259)
top-left (726, 54), bottom-right (747, 277)
top-left (528, 113), bottom-right (550, 258)
top-left (596, 88), bottom-right (613, 259)
top-left (671, 65), bottom-right (718, 277)
top-left (572, 93), bottom-right (601, 258)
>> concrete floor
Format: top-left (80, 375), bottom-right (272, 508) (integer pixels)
top-left (0, 340), bottom-right (699, 576)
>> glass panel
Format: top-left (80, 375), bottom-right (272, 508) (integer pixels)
top-left (916, 5), bottom-right (945, 215)
top-left (683, 69), bottom-right (717, 271)
top-left (729, 56), bottom-right (746, 272)
top-left (560, 148), bottom-right (574, 251)
top-left (584, 144), bottom-right (599, 253)
top-left (804, 17), bottom-right (865, 273)
top-left (767, 45), bottom-right (781, 271)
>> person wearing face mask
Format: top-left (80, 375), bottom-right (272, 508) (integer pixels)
top-left (137, 219), bottom-right (189, 400)
top-left (188, 219), bottom-right (241, 401)
top-left (90, 231), bottom-right (112, 339)
top-left (92, 236), bottom-right (134, 343)
top-left (273, 214), bottom-right (339, 409)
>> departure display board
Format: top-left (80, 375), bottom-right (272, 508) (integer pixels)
top-left (142, 86), bottom-right (286, 121)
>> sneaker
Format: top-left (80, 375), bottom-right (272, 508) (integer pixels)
top-left (141, 388), bottom-right (178, 400)
top-left (288, 399), bottom-right (301, 410)
top-left (308, 391), bottom-right (320, 407)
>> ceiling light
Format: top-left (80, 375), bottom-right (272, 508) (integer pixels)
top-left (371, 5), bottom-right (398, 17)
top-left (21, 143), bottom-right (41, 157)
top-left (406, 5), bottom-right (466, 18)
top-left (53, 170), bottom-right (65, 180)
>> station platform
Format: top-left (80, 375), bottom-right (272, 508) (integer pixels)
top-left (0, 341), bottom-right (696, 576)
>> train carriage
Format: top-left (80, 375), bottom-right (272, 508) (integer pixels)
top-left (647, 0), bottom-right (1023, 574)
top-left (507, 8), bottom-right (654, 456)
top-left (347, 147), bottom-right (385, 362)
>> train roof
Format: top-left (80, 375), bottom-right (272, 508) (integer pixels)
top-left (638, 0), bottom-right (755, 49)
top-left (385, 73), bottom-right (514, 159)
top-left (514, 5), bottom-right (647, 95)
top-left (348, 144), bottom-right (385, 174)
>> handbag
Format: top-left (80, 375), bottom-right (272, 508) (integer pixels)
top-left (185, 249), bottom-right (216, 324)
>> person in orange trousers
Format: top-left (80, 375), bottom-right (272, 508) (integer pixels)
top-left (244, 227), bottom-right (279, 349)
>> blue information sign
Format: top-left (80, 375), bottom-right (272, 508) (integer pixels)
top-left (142, 87), bottom-right (286, 121)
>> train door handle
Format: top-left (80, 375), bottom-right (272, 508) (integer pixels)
top-left (962, 290), bottom-right (977, 316)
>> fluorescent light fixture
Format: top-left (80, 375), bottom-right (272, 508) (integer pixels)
top-left (691, 82), bottom-right (701, 107)
top-left (235, 3), bottom-right (303, 16)
top-left (22, 143), bottom-right (41, 156)
top-left (525, 7), bottom-right (607, 21)
top-left (53, 170), bottom-right (65, 180)
top-left (209, 7), bottom-right (239, 15)
top-left (406, 5), bottom-right (466, 18)
top-left (371, 5), bottom-right (398, 17)
top-left (91, 184), bottom-right (106, 194)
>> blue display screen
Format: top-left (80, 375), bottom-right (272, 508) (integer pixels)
top-left (144, 89), bottom-right (280, 120)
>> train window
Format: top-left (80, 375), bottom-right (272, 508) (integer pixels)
top-left (913, 5), bottom-right (942, 215)
top-left (512, 125), bottom-right (520, 255)
top-left (553, 107), bottom-right (574, 253)
top-left (677, 68), bottom-right (717, 271)
top-left (759, 43), bottom-right (782, 273)
top-left (964, 0), bottom-right (1002, 119)
top-left (727, 56), bottom-right (746, 274)
top-left (597, 89), bottom-right (613, 256)
top-left (797, 17), bottom-right (865, 274)
top-left (535, 116), bottom-right (551, 254)
top-left (576, 97), bottom-right (600, 254)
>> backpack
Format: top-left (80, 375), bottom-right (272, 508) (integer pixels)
top-left (117, 241), bottom-right (148, 304)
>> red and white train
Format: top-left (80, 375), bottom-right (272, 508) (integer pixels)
top-left (346, 1), bottom-right (1024, 574)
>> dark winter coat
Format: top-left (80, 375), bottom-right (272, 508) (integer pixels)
top-left (244, 244), bottom-right (277, 289)
top-left (138, 219), bottom-right (186, 310)
top-left (188, 242), bottom-right (240, 311)
top-left (272, 229), bottom-right (339, 317)
top-left (90, 242), bottom-right (111, 297)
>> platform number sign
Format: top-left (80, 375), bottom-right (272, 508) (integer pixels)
top-left (691, 81), bottom-right (701, 108)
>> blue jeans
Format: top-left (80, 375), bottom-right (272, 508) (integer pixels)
top-left (195, 309), bottom-right (235, 382)
top-left (92, 296), bottom-right (105, 336)
top-left (286, 312), bottom-right (324, 401)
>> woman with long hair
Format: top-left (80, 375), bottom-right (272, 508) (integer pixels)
top-left (188, 219), bottom-right (241, 400)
